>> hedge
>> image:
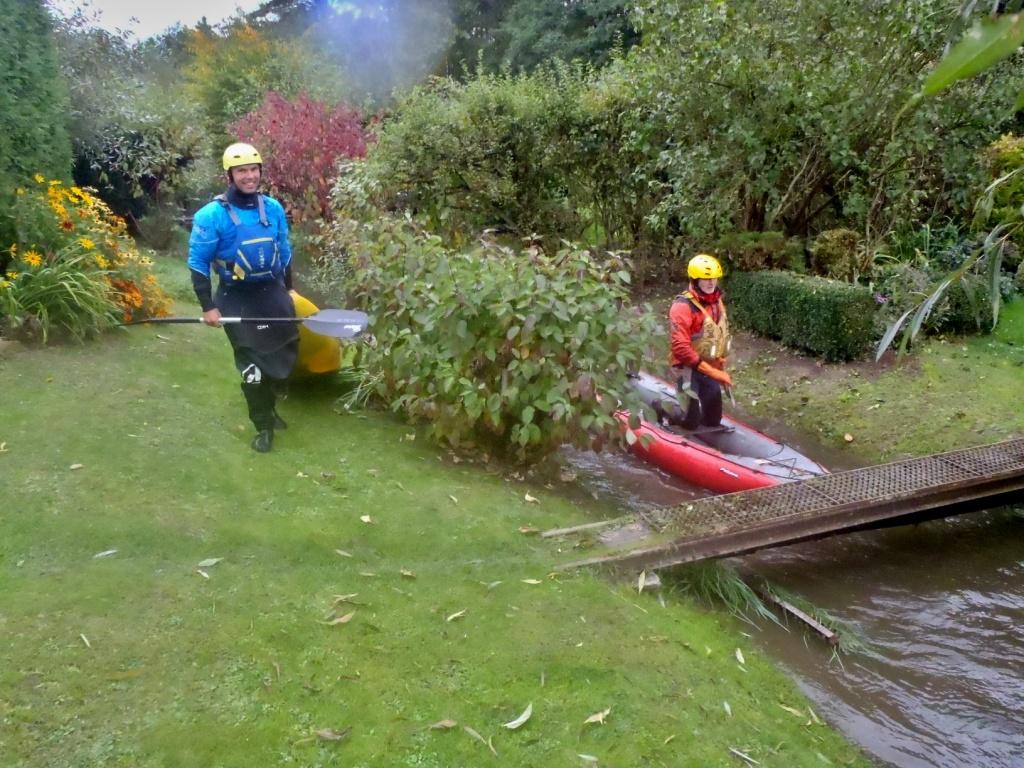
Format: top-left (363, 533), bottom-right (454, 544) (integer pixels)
top-left (726, 270), bottom-right (878, 361)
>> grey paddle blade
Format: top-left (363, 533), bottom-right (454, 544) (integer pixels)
top-left (302, 309), bottom-right (369, 339)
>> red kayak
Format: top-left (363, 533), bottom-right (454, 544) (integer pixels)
top-left (615, 371), bottom-right (828, 494)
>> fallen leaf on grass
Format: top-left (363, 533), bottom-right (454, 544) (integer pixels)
top-left (485, 581), bottom-right (503, 590)
top-left (93, 549), bottom-right (118, 559)
top-left (463, 726), bottom-right (497, 755)
top-left (69, 463), bottom-right (84, 470)
top-left (316, 727), bottom-right (351, 741)
top-left (735, 648), bottom-right (745, 666)
top-left (399, 568), bottom-right (417, 579)
top-left (521, 579), bottom-right (542, 585)
top-left (518, 526), bottom-right (539, 535)
top-left (584, 707), bottom-right (610, 725)
top-left (729, 747), bottom-right (760, 766)
top-left (334, 549), bottom-right (353, 558)
top-left (296, 471), bottom-right (309, 478)
top-left (808, 707), bottom-right (822, 725)
top-left (503, 702), bottom-right (532, 730)
top-left (778, 704), bottom-right (804, 718)
top-left (843, 433), bottom-right (854, 443)
top-left (430, 719), bottom-right (458, 730)
top-left (723, 701), bottom-right (732, 717)
top-left (359, 515), bottom-right (373, 524)
top-left (578, 755), bottom-right (599, 763)
top-left (524, 493), bottom-right (539, 504)
top-left (196, 569), bottom-right (210, 579)
top-left (638, 570), bottom-right (646, 594)
top-left (80, 634), bottom-right (91, 648)
top-left (197, 558), bottom-right (223, 568)
top-left (326, 612), bottom-right (355, 626)
top-left (446, 609), bottom-right (466, 622)
top-left (663, 735), bottom-right (676, 745)
top-left (0, 442), bottom-right (8, 453)
top-left (449, 495), bottom-right (459, 504)
top-left (332, 594), bottom-right (358, 606)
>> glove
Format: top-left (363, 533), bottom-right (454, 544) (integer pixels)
top-left (697, 360), bottom-right (733, 388)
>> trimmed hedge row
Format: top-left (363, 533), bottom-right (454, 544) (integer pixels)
top-left (727, 270), bottom-right (878, 361)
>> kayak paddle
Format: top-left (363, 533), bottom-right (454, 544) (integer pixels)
top-left (120, 309), bottom-right (370, 339)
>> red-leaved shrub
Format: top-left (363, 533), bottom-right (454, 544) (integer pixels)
top-left (229, 91), bottom-right (370, 222)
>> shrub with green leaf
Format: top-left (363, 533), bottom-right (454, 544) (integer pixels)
top-left (320, 211), bottom-right (659, 461)
top-left (727, 271), bottom-right (878, 361)
top-left (0, 0), bottom-right (72, 259)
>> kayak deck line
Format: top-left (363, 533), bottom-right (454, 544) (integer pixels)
top-left (560, 437), bottom-right (1024, 571)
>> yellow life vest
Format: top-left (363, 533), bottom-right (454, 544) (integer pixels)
top-left (682, 291), bottom-right (732, 362)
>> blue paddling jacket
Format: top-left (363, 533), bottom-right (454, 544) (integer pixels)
top-left (188, 193), bottom-right (292, 291)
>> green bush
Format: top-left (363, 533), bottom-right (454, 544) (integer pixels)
top-left (0, 0), bottom-right (72, 255)
top-left (727, 271), bottom-right (878, 361)
top-left (319, 211), bottom-right (659, 461)
top-left (810, 228), bottom-right (871, 282)
top-left (713, 231), bottom-right (805, 273)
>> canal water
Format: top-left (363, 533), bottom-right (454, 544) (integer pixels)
top-left (561, 446), bottom-right (1024, 768)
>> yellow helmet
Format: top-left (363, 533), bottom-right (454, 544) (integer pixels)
top-left (222, 142), bottom-right (263, 171)
top-left (687, 253), bottom-right (723, 280)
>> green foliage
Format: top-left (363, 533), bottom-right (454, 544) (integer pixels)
top-left (920, 11), bottom-right (1024, 99)
top-left (0, 0), bottom-right (72, 252)
top-left (2, 177), bottom-right (171, 342)
top-left (362, 67), bottom-right (589, 243)
top-left (0, 249), bottom-right (115, 343)
top-left (713, 231), bottom-right (805, 273)
top-left (186, 21), bottom-right (349, 144)
top-left (320, 210), bottom-right (659, 461)
top-left (492, 0), bottom-right (638, 73)
top-left (728, 271), bottom-right (878, 361)
top-left (981, 133), bottom-right (1024, 245)
top-left (627, 0), bottom-right (1023, 241)
top-left (810, 229), bottom-right (872, 282)
top-left (352, 61), bottom-right (664, 262)
top-left (51, 13), bottom-right (208, 218)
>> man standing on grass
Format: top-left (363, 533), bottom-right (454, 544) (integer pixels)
top-left (187, 142), bottom-right (298, 453)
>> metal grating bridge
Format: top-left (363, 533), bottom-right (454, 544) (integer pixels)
top-left (562, 438), bottom-right (1024, 572)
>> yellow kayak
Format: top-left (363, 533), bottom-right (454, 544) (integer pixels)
top-left (290, 290), bottom-right (342, 378)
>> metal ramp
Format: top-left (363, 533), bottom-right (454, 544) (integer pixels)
top-left (561, 438), bottom-right (1024, 572)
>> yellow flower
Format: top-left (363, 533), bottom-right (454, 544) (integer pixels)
top-left (94, 254), bottom-right (110, 269)
top-left (6, 271), bottom-right (19, 280)
top-left (23, 250), bottom-right (43, 267)
top-left (51, 203), bottom-right (68, 220)
top-left (34, 173), bottom-right (45, 183)
top-left (16, 188), bottom-right (25, 196)
top-left (48, 179), bottom-right (61, 187)
top-left (8, 243), bottom-right (15, 255)
top-left (79, 237), bottom-right (95, 250)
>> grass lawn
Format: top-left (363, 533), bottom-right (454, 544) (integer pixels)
top-left (733, 297), bottom-right (1024, 463)
top-left (0, 257), bottom-right (869, 767)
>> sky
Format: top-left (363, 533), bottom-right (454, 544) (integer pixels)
top-left (49, 0), bottom-right (266, 40)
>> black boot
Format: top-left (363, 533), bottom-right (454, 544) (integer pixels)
top-left (251, 429), bottom-right (274, 453)
top-left (272, 409), bottom-right (287, 430)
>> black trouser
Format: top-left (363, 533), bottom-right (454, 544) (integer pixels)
top-left (676, 366), bottom-right (723, 429)
top-left (216, 281), bottom-right (298, 431)
top-left (237, 352), bottom-right (289, 431)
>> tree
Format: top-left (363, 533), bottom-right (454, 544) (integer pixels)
top-left (494, 0), bottom-right (638, 73)
top-left (0, 0), bottom-right (72, 262)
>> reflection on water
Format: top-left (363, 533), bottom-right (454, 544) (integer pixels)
top-left (563, 446), bottom-right (1024, 768)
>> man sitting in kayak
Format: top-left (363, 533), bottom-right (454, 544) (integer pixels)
top-left (669, 253), bottom-right (734, 429)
